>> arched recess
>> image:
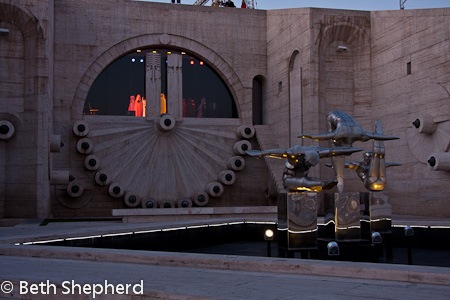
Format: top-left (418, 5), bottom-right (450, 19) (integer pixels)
top-left (72, 34), bottom-right (244, 120)
top-left (288, 50), bottom-right (302, 147)
top-left (252, 75), bottom-right (265, 125)
top-left (0, 2), bottom-right (48, 218)
top-left (318, 22), bottom-right (371, 134)
top-left (317, 21), bottom-right (371, 183)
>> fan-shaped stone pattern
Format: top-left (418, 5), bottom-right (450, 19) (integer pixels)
top-left (407, 121), bottom-right (450, 163)
top-left (84, 119), bottom-right (240, 202)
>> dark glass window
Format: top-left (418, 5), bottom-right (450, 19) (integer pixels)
top-left (83, 49), bottom-right (237, 118)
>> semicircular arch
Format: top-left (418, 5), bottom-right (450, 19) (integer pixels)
top-left (72, 34), bottom-right (244, 119)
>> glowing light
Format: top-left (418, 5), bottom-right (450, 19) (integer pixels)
top-left (186, 225), bottom-right (209, 229)
top-left (181, 52), bottom-right (186, 55)
top-left (152, 51), bottom-right (157, 53)
top-left (136, 49), bottom-right (142, 52)
top-left (131, 58), bottom-right (136, 62)
top-left (134, 229), bottom-right (160, 234)
top-left (288, 229), bottom-right (318, 234)
top-left (167, 51), bottom-right (172, 54)
top-left (228, 222), bottom-right (245, 225)
top-left (162, 227), bottom-right (186, 232)
top-left (200, 61), bottom-right (204, 65)
top-left (208, 223), bottom-right (229, 227)
top-left (102, 232), bottom-right (133, 237)
top-left (264, 229), bottom-right (274, 240)
top-left (66, 235), bottom-right (101, 241)
top-left (140, 59), bottom-right (144, 63)
top-left (190, 61), bottom-right (194, 65)
top-left (32, 239), bottom-right (64, 244)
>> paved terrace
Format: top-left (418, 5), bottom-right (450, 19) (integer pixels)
top-left (0, 212), bottom-right (450, 299)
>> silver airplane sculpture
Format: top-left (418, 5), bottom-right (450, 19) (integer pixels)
top-left (246, 145), bottom-right (362, 193)
top-left (299, 111), bottom-right (398, 146)
top-left (327, 120), bottom-right (401, 192)
top-left (298, 111), bottom-right (398, 193)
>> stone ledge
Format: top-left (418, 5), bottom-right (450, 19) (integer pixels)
top-left (1, 244), bottom-right (449, 286)
top-left (112, 206), bottom-right (278, 223)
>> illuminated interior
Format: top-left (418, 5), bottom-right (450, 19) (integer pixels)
top-left (83, 49), bottom-right (238, 118)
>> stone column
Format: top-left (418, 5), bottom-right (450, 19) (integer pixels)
top-left (167, 53), bottom-right (183, 117)
top-left (145, 52), bottom-right (161, 119)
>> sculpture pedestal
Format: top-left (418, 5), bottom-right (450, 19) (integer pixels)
top-left (278, 192), bottom-right (318, 252)
top-left (369, 192), bottom-right (392, 233)
top-left (335, 192), bottom-right (361, 241)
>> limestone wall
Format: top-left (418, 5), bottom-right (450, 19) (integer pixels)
top-left (0, 0), bottom-right (53, 218)
top-left (370, 8), bottom-right (450, 216)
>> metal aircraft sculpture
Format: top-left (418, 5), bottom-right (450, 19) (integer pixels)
top-left (299, 111), bottom-right (399, 193)
top-left (246, 145), bottom-right (362, 192)
top-left (326, 120), bottom-right (401, 191)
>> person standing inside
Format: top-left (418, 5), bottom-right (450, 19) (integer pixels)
top-left (128, 95), bottom-right (135, 116)
top-left (135, 94), bottom-right (143, 117)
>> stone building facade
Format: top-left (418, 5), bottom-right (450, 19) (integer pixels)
top-left (0, 0), bottom-right (449, 219)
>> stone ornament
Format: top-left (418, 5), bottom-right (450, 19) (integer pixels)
top-left (159, 33), bottom-right (171, 45)
top-left (0, 120), bottom-right (15, 140)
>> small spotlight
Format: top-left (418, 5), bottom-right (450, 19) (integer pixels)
top-left (190, 61), bottom-right (194, 65)
top-left (371, 232), bottom-right (382, 244)
top-left (140, 59), bottom-right (144, 63)
top-left (264, 229), bottom-right (274, 241)
top-left (327, 241), bottom-right (340, 256)
top-left (181, 52), bottom-right (186, 55)
top-left (136, 49), bottom-right (142, 53)
top-left (404, 225), bottom-right (414, 237)
top-left (200, 61), bottom-right (204, 65)
top-left (131, 58), bottom-right (136, 63)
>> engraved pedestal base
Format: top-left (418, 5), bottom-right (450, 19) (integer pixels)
top-left (278, 192), bottom-right (318, 251)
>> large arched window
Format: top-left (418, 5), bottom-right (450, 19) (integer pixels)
top-left (83, 49), bottom-right (238, 118)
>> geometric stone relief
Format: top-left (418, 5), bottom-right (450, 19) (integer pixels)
top-left (407, 118), bottom-right (450, 164)
top-left (407, 83), bottom-right (450, 164)
top-left (70, 118), bottom-right (254, 208)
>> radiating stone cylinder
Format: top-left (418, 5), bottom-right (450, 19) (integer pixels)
top-left (236, 125), bottom-right (255, 139)
top-left (177, 197), bottom-right (193, 208)
top-left (158, 114), bottom-right (176, 131)
top-left (51, 171), bottom-right (70, 185)
top-left (73, 121), bottom-right (89, 137)
top-left (67, 181), bottom-right (83, 198)
top-left (227, 156), bottom-right (245, 171)
top-left (108, 183), bottom-right (124, 198)
top-left (159, 199), bottom-right (175, 208)
top-left (218, 170), bottom-right (236, 185)
top-left (193, 191), bottom-right (209, 207)
top-left (0, 120), bottom-right (15, 140)
top-left (233, 140), bottom-right (252, 155)
top-left (77, 138), bottom-right (93, 154)
top-left (84, 155), bottom-right (100, 171)
top-left (412, 114), bottom-right (437, 134)
top-left (428, 153), bottom-right (450, 171)
top-left (95, 170), bottom-right (111, 186)
top-left (124, 192), bottom-right (141, 208)
top-left (141, 198), bottom-right (158, 208)
top-left (206, 182), bottom-right (224, 197)
top-left (50, 135), bottom-right (63, 152)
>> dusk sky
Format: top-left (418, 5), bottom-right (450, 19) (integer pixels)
top-left (140, 0), bottom-right (450, 11)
